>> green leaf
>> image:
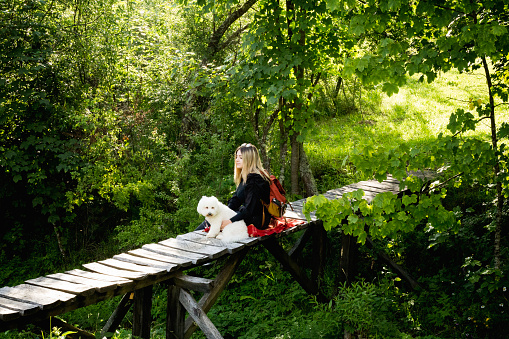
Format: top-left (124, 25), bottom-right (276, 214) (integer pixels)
top-left (348, 214), bottom-right (359, 223)
top-left (352, 189), bottom-right (364, 200)
top-left (402, 194), bottom-right (417, 206)
top-left (498, 122), bottom-right (509, 139)
top-left (326, 0), bottom-right (341, 12)
top-left (382, 82), bottom-right (399, 96)
top-left (349, 16), bottom-right (366, 36)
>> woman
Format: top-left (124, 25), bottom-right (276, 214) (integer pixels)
top-left (197, 143), bottom-right (271, 231)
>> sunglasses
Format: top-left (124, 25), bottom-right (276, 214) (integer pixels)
top-left (240, 143), bottom-right (253, 147)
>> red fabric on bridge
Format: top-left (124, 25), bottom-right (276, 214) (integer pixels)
top-left (247, 217), bottom-right (305, 237)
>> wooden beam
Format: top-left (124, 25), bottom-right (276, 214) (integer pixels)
top-left (366, 237), bottom-right (420, 290)
top-left (263, 237), bottom-right (327, 303)
top-left (179, 289), bottom-right (223, 339)
top-left (288, 227), bottom-right (313, 259)
top-left (166, 285), bottom-right (185, 339)
top-left (133, 286), bottom-right (152, 339)
top-left (174, 275), bottom-right (214, 293)
top-left (184, 248), bottom-right (249, 339)
top-left (100, 293), bottom-right (133, 338)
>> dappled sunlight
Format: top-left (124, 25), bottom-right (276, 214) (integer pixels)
top-left (306, 68), bottom-right (506, 179)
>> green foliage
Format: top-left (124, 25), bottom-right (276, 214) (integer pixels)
top-left (334, 280), bottom-right (402, 337)
top-left (304, 186), bottom-right (457, 245)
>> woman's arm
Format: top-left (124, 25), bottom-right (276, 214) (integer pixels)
top-left (229, 174), bottom-right (261, 223)
top-left (227, 187), bottom-right (243, 211)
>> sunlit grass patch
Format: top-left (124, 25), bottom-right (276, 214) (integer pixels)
top-left (306, 68), bottom-right (507, 191)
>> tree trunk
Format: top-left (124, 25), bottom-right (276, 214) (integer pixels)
top-left (53, 224), bottom-right (67, 261)
top-left (290, 133), bottom-right (300, 195)
top-left (334, 76), bottom-right (343, 99)
top-left (481, 56), bottom-right (504, 269)
top-left (299, 145), bottom-right (318, 196)
top-left (278, 105), bottom-right (289, 185)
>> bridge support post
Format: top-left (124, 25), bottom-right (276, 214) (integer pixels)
top-left (312, 220), bottom-right (326, 285)
top-left (339, 233), bottom-right (357, 285)
top-left (133, 285), bottom-right (153, 339)
top-left (167, 284), bottom-right (185, 339)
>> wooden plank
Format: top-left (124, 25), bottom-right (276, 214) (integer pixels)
top-left (113, 253), bottom-right (178, 272)
top-left (0, 284), bottom-right (76, 310)
top-left (83, 262), bottom-right (147, 280)
top-left (322, 186), bottom-right (381, 204)
top-left (234, 236), bottom-right (260, 246)
top-left (65, 269), bottom-right (132, 286)
top-left (189, 231), bottom-right (253, 248)
top-left (283, 206), bottom-right (313, 221)
top-left (180, 289), bottom-right (223, 339)
top-left (0, 296), bottom-right (39, 316)
top-left (142, 243), bottom-right (208, 265)
top-left (47, 273), bottom-right (118, 293)
top-left (281, 219), bottom-right (310, 236)
top-left (353, 185), bottom-right (393, 196)
top-left (326, 186), bottom-right (359, 197)
top-left (354, 182), bottom-right (399, 194)
top-left (159, 238), bottom-right (229, 259)
top-left (130, 248), bottom-right (194, 267)
top-left (362, 179), bottom-right (401, 189)
top-left (312, 221), bottom-right (326, 283)
top-left (0, 305), bottom-right (19, 321)
top-left (177, 232), bottom-right (245, 254)
top-left (25, 276), bottom-right (95, 296)
top-left (99, 259), bottom-right (167, 275)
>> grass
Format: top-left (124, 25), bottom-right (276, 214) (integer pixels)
top-left (306, 67), bottom-right (507, 192)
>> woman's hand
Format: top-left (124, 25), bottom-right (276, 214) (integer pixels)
top-left (221, 219), bottom-right (232, 230)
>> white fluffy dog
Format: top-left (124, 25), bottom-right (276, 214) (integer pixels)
top-left (197, 196), bottom-right (249, 242)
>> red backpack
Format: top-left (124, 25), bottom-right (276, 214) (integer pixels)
top-left (262, 175), bottom-right (291, 223)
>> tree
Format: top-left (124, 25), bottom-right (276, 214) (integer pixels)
top-left (197, 0), bottom-right (353, 196)
top-left (306, 0), bottom-right (509, 268)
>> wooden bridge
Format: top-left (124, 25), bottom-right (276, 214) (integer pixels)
top-left (0, 176), bottom-right (406, 338)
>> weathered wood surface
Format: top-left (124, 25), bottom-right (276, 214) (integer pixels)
top-left (0, 175), bottom-right (402, 331)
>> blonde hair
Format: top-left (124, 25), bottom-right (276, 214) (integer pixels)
top-left (234, 143), bottom-right (269, 186)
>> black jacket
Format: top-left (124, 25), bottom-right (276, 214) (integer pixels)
top-left (228, 173), bottom-right (270, 229)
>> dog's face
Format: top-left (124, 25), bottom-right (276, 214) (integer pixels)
top-left (197, 196), bottom-right (219, 217)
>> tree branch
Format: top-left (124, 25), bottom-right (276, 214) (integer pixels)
top-left (206, 0), bottom-right (259, 62)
